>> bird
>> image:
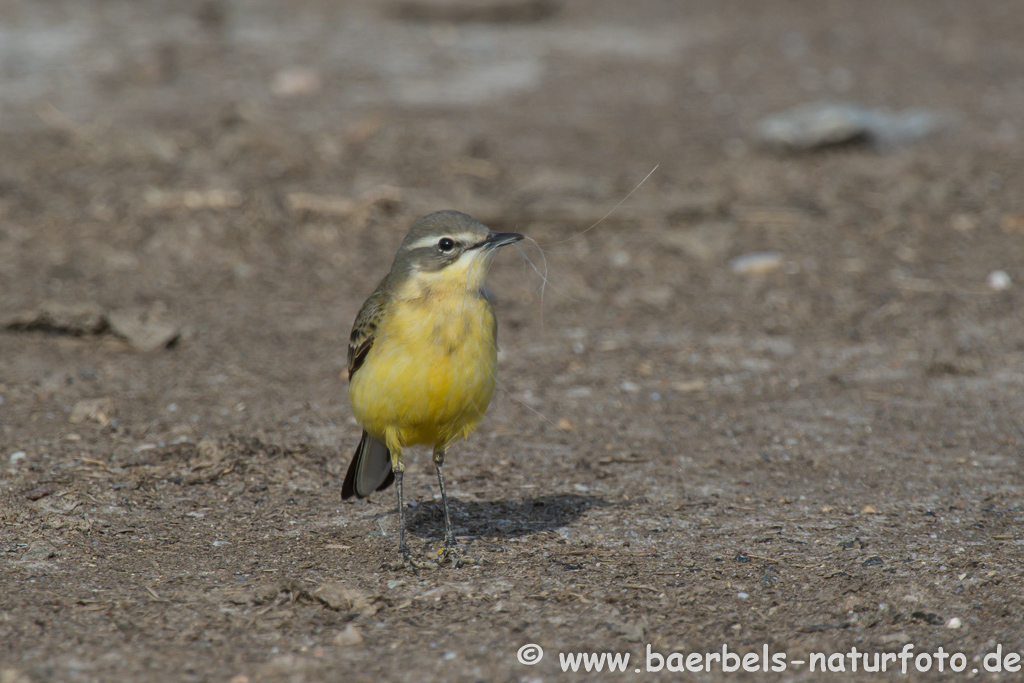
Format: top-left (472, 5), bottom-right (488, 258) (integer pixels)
top-left (341, 210), bottom-right (523, 567)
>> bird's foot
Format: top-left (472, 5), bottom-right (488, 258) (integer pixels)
top-left (437, 537), bottom-right (467, 568)
top-left (385, 543), bottom-right (436, 572)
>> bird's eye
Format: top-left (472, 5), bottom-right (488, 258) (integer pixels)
top-left (438, 237), bottom-right (455, 252)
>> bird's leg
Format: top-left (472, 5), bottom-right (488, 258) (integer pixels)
top-left (433, 446), bottom-right (462, 566)
top-left (388, 455), bottom-right (433, 571)
top-left (392, 460), bottom-right (413, 566)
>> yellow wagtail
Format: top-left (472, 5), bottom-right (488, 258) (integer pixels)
top-left (341, 210), bottom-right (523, 566)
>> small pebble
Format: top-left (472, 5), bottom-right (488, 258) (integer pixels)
top-left (730, 252), bottom-right (784, 275)
top-left (946, 616), bottom-right (962, 629)
top-left (672, 379), bottom-right (707, 393)
top-left (9, 451), bottom-right (26, 464)
top-left (24, 485), bottom-right (56, 501)
top-left (333, 624), bottom-right (363, 647)
top-left (987, 270), bottom-right (1011, 291)
top-left (20, 540), bottom-right (57, 562)
top-left (621, 381), bottom-right (640, 393)
top-left (70, 398), bottom-right (116, 426)
top-left (737, 592), bottom-right (750, 600)
top-left (106, 307), bottom-right (181, 351)
top-left (756, 102), bottom-right (940, 150)
top-left (270, 67), bottom-right (322, 98)
top-left (609, 251), bottom-right (630, 267)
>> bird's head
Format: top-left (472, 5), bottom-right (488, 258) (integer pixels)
top-left (390, 210), bottom-right (523, 294)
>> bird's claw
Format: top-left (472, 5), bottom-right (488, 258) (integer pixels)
top-left (386, 544), bottom-right (436, 572)
top-left (437, 538), bottom-right (465, 568)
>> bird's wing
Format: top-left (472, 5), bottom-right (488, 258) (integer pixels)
top-left (348, 288), bottom-right (388, 378)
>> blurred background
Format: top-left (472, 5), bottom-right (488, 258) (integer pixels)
top-left (2, 0), bottom-right (1022, 330)
top-left (2, 0), bottom-right (1022, 420)
top-left (2, 1), bottom-right (1024, 681)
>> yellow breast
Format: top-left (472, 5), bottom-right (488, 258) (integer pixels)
top-left (348, 278), bottom-right (498, 451)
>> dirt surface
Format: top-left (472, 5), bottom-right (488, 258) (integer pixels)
top-left (2, 1), bottom-right (1024, 681)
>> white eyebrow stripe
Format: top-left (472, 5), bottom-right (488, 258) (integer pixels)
top-left (406, 232), bottom-right (483, 251)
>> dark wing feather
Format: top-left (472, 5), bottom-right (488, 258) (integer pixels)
top-left (347, 288), bottom-right (388, 378)
top-left (342, 430), bottom-right (394, 499)
top-left (342, 286), bottom-right (394, 500)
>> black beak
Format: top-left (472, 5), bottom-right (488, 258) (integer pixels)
top-left (476, 231), bottom-right (524, 250)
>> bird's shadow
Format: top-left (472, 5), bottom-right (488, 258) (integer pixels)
top-left (406, 493), bottom-right (607, 541)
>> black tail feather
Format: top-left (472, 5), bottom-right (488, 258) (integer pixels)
top-left (342, 431), bottom-right (394, 499)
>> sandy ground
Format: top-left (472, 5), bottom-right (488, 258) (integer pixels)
top-left (2, 1), bottom-right (1024, 681)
